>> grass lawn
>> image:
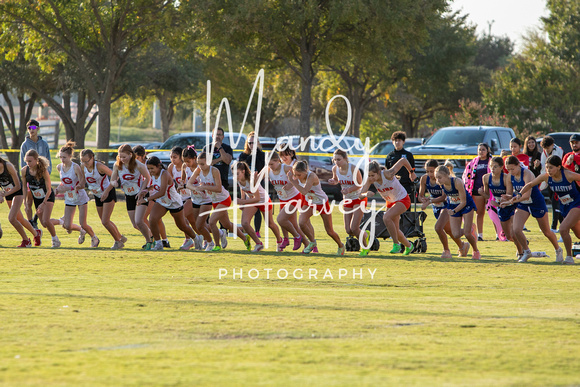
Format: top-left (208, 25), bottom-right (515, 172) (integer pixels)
top-left (0, 200), bottom-right (578, 386)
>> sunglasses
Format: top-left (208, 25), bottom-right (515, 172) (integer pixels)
top-left (28, 125), bottom-right (39, 130)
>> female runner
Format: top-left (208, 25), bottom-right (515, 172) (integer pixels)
top-left (55, 141), bottom-right (99, 247)
top-left (418, 160), bottom-right (465, 258)
top-left (288, 160), bottom-right (345, 255)
top-left (21, 150), bottom-right (61, 247)
top-left (80, 149), bottom-right (126, 249)
top-left (145, 156), bottom-right (196, 251)
top-left (500, 156), bottom-right (562, 263)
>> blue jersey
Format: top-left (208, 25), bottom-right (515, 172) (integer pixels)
top-left (426, 175), bottom-right (446, 218)
top-left (548, 172), bottom-right (580, 218)
top-left (488, 172), bottom-right (516, 222)
top-left (511, 171), bottom-right (547, 218)
top-left (442, 177), bottom-right (476, 217)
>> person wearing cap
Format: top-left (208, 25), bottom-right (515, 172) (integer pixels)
top-left (19, 119), bottom-right (52, 228)
top-left (563, 133), bottom-right (580, 177)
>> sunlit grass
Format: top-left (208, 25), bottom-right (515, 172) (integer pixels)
top-left (0, 200), bottom-right (578, 386)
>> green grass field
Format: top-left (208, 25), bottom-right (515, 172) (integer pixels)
top-left (0, 200), bottom-right (578, 386)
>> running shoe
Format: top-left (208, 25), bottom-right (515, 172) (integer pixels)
top-left (256, 231), bottom-right (261, 238)
top-left (337, 245), bottom-right (346, 256)
top-left (564, 256), bottom-right (575, 265)
top-left (312, 246), bottom-right (319, 253)
top-left (276, 240), bottom-right (284, 252)
top-left (51, 238), bottom-right (61, 248)
top-left (162, 240), bottom-right (171, 248)
top-left (555, 247), bottom-right (564, 263)
top-left (181, 238), bottom-right (193, 250)
top-left (30, 215), bottom-right (38, 230)
top-left (120, 235), bottom-right (127, 244)
top-left (243, 235), bottom-right (251, 251)
top-left (0, 222), bottom-right (2, 239)
top-left (194, 235), bottom-right (203, 250)
top-left (180, 238), bottom-right (194, 250)
top-left (152, 241), bottom-right (164, 251)
top-left (472, 251), bottom-right (481, 260)
top-left (516, 253), bottom-right (523, 261)
top-left (360, 248), bottom-right (369, 257)
top-left (144, 242), bottom-right (153, 251)
top-left (518, 250), bottom-right (532, 263)
top-left (34, 229), bottom-right (42, 246)
top-left (91, 235), bottom-right (100, 248)
top-left (78, 229), bottom-right (86, 244)
top-left (17, 238), bottom-right (32, 248)
top-left (211, 245), bottom-right (222, 252)
top-left (477, 236), bottom-right (484, 242)
top-left (111, 240), bottom-right (124, 250)
top-left (293, 236), bottom-right (302, 251)
top-left (440, 250), bottom-right (452, 259)
top-left (402, 245), bottom-right (412, 256)
top-left (458, 242), bottom-right (470, 257)
top-left (252, 243), bottom-right (264, 253)
top-left (205, 241), bottom-right (215, 251)
top-left (279, 237), bottom-right (290, 250)
top-left (389, 244), bottom-right (402, 254)
top-left (220, 229), bottom-right (228, 249)
top-left (303, 241), bottom-right (317, 254)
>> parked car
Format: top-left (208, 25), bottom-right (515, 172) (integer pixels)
top-left (259, 137), bottom-right (277, 151)
top-left (369, 138), bottom-right (422, 165)
top-left (411, 126), bottom-right (516, 175)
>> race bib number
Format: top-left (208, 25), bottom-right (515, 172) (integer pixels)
top-left (433, 201), bottom-right (445, 208)
top-left (91, 189), bottom-right (100, 195)
top-left (449, 196), bottom-right (461, 204)
top-left (276, 189), bottom-right (285, 199)
top-left (2, 183), bottom-right (14, 192)
top-left (158, 196), bottom-right (173, 206)
top-left (520, 197), bottom-right (533, 205)
top-left (179, 188), bottom-right (190, 197)
top-left (560, 194), bottom-right (573, 205)
top-left (306, 193), bottom-right (318, 203)
top-left (32, 188), bottom-right (45, 199)
top-left (66, 190), bottom-right (78, 201)
top-left (123, 182), bottom-right (139, 195)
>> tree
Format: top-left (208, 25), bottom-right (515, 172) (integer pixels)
top-left (0, 0), bottom-right (175, 158)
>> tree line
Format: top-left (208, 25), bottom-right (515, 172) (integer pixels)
top-left (0, 0), bottom-right (576, 164)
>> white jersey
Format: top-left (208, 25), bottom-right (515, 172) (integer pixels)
top-left (84, 161), bottom-right (110, 198)
top-left (239, 179), bottom-right (269, 202)
top-left (171, 164), bottom-right (190, 201)
top-left (198, 167), bottom-right (230, 203)
top-left (187, 167), bottom-right (211, 205)
top-left (119, 163), bottom-right (142, 196)
top-left (149, 172), bottom-right (183, 209)
top-left (374, 171), bottom-right (408, 202)
top-left (300, 171), bottom-right (328, 205)
top-left (336, 164), bottom-right (361, 200)
top-left (59, 163), bottom-right (89, 206)
top-left (269, 165), bottom-right (299, 201)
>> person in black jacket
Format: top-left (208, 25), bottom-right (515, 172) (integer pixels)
top-left (238, 132), bottom-right (266, 236)
top-left (385, 131), bottom-right (416, 202)
top-left (202, 127), bottom-right (234, 190)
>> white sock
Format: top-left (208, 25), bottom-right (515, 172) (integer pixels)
top-left (478, 233), bottom-right (483, 238)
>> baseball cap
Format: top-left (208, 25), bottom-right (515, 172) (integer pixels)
top-left (570, 133), bottom-right (580, 142)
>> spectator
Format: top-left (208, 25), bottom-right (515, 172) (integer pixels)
top-left (540, 136), bottom-right (564, 232)
top-left (238, 132), bottom-right (266, 236)
top-left (385, 131), bottom-right (416, 201)
top-left (563, 133), bottom-right (580, 175)
top-left (202, 127), bottom-right (233, 190)
top-left (524, 135), bottom-right (541, 176)
top-left (502, 137), bottom-right (529, 173)
top-left (19, 119), bottom-right (52, 228)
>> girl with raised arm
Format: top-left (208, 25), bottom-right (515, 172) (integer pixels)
top-left (516, 155), bottom-right (578, 264)
top-left (189, 152), bottom-right (246, 252)
top-left (235, 161), bottom-right (282, 252)
top-left (328, 149), bottom-right (369, 256)
top-left (266, 151), bottom-right (308, 251)
top-left (360, 159), bottom-right (415, 256)
top-left (55, 141), bottom-right (99, 247)
top-left (183, 147), bottom-right (213, 250)
top-left (145, 156), bottom-right (196, 251)
top-left (480, 157), bottom-right (520, 256)
top-left (0, 155), bottom-right (40, 247)
top-left (418, 160), bottom-right (464, 258)
top-left (500, 156), bottom-right (562, 263)
top-left (435, 164), bottom-right (480, 260)
top-left (21, 150), bottom-right (60, 247)
top-left (105, 144), bottom-right (153, 249)
top-left (80, 149), bottom-right (125, 249)
top-left (288, 160), bottom-right (345, 255)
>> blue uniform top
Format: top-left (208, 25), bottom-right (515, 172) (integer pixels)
top-left (511, 172), bottom-right (545, 208)
top-left (426, 176), bottom-right (444, 199)
top-left (548, 171), bottom-right (580, 215)
top-left (442, 177), bottom-right (476, 211)
top-left (488, 172), bottom-right (508, 198)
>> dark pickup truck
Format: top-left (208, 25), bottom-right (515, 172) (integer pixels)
top-left (411, 126), bottom-right (516, 175)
